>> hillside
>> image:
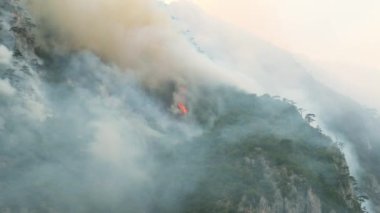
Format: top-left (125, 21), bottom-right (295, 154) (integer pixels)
top-left (169, 2), bottom-right (380, 211)
top-left (0, 1), bottom-right (369, 212)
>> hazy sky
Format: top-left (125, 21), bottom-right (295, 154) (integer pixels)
top-left (191, 0), bottom-right (380, 68)
top-left (166, 0), bottom-right (380, 109)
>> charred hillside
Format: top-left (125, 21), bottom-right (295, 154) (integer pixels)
top-left (0, 1), bottom-right (367, 212)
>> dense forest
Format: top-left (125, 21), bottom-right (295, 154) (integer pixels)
top-left (0, 0), bottom-right (375, 212)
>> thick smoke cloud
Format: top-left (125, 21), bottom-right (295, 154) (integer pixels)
top-left (1, 2), bottom-right (224, 210)
top-left (0, 50), bottom-right (201, 211)
top-left (27, 0), bottom-right (219, 88)
top-left (2, 0), bottom-right (378, 211)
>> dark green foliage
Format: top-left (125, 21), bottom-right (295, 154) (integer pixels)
top-left (149, 87), bottom-right (363, 212)
top-left (0, 1), bottom-right (365, 210)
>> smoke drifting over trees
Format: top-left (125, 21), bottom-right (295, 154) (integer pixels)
top-left (0, 0), bottom-right (378, 212)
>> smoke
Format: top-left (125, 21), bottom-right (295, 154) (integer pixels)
top-left (2, 0), bottom-right (378, 211)
top-left (191, 0), bottom-right (380, 111)
top-left (27, 0), bottom-right (216, 88)
top-left (0, 79), bottom-right (16, 97)
top-left (0, 44), bottom-right (12, 65)
top-left (167, 2), bottom-right (380, 211)
top-left (0, 2), bottom-right (226, 210)
top-left (0, 48), bottom-right (203, 211)
top-left (307, 62), bottom-right (380, 110)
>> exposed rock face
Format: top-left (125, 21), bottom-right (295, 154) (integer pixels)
top-left (234, 157), bottom-right (353, 213)
top-left (307, 188), bottom-right (322, 213)
top-left (363, 174), bottom-right (380, 212)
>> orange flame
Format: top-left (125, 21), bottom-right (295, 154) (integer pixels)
top-left (177, 102), bottom-right (189, 115)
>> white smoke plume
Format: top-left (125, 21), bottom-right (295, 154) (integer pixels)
top-left (1, 0), bottom-right (377, 211)
top-left (0, 44), bottom-right (12, 65)
top-left (27, 0), bottom-right (219, 88)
